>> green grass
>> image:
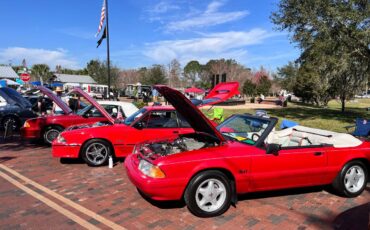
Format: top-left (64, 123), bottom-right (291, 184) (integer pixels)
top-left (203, 99), bottom-right (370, 133)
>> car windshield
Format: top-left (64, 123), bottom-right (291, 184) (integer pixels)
top-left (217, 115), bottom-right (271, 145)
top-left (124, 108), bottom-right (147, 125)
top-left (77, 105), bottom-right (92, 115)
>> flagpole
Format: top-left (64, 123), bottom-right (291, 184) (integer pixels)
top-left (105, 0), bottom-right (111, 99)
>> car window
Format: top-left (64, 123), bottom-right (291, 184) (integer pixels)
top-left (85, 107), bottom-right (103, 117)
top-left (124, 108), bottom-right (147, 125)
top-left (177, 112), bottom-right (191, 128)
top-left (147, 111), bottom-right (178, 128)
top-left (102, 104), bottom-right (120, 118)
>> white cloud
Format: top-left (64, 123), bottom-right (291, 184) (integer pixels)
top-left (165, 0), bottom-right (248, 31)
top-left (0, 47), bottom-right (79, 69)
top-left (144, 29), bottom-right (274, 64)
top-left (149, 1), bottom-right (180, 14)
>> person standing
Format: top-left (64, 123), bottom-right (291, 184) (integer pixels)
top-left (52, 87), bottom-right (64, 115)
top-left (152, 88), bottom-right (159, 102)
top-left (37, 96), bottom-right (47, 115)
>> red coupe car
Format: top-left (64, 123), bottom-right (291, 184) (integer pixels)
top-left (20, 86), bottom-right (135, 145)
top-left (125, 85), bottom-right (370, 217)
top-left (52, 105), bottom-right (195, 166)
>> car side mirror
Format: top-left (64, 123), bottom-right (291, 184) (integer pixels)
top-left (266, 143), bottom-right (280, 156)
top-left (134, 121), bottom-right (144, 130)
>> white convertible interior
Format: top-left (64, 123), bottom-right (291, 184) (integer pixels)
top-left (266, 126), bottom-right (362, 148)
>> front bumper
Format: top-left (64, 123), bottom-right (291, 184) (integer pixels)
top-left (124, 154), bottom-right (185, 201)
top-left (52, 144), bottom-right (81, 158)
top-left (20, 127), bottom-right (41, 139)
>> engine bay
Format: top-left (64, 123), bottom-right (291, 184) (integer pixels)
top-left (138, 133), bottom-right (219, 160)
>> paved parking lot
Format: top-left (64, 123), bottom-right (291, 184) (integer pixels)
top-left (0, 138), bottom-right (369, 230)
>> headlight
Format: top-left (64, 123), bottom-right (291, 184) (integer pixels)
top-left (23, 121), bottom-right (30, 128)
top-left (56, 134), bottom-right (66, 143)
top-left (138, 160), bottom-right (165, 178)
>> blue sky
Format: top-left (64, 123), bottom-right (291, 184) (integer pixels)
top-left (0, 0), bottom-right (299, 71)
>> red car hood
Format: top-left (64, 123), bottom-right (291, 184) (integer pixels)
top-left (155, 85), bottom-right (225, 142)
top-left (205, 82), bottom-right (240, 103)
top-left (191, 82), bottom-right (240, 107)
top-left (70, 88), bottom-right (115, 124)
top-left (37, 86), bottom-right (72, 114)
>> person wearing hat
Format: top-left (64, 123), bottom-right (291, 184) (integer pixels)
top-left (52, 87), bottom-right (64, 114)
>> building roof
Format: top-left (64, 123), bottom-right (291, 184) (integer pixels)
top-left (53, 73), bottom-right (96, 84)
top-left (0, 66), bottom-right (19, 79)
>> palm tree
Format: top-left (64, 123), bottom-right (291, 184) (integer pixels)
top-left (31, 64), bottom-right (51, 84)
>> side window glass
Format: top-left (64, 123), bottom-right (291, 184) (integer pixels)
top-left (147, 111), bottom-right (178, 128)
top-left (177, 112), bottom-right (191, 128)
top-left (86, 107), bottom-right (103, 117)
top-left (102, 105), bottom-right (119, 118)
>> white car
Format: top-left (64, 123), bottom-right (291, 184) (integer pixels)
top-left (97, 101), bottom-right (138, 119)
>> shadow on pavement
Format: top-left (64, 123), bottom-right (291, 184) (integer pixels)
top-left (0, 156), bottom-right (16, 163)
top-left (332, 202), bottom-right (370, 230)
top-left (137, 188), bottom-right (186, 209)
top-left (237, 185), bottom-right (328, 201)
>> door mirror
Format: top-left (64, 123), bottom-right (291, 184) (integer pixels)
top-left (266, 143), bottom-right (280, 155)
top-left (134, 121), bottom-right (144, 130)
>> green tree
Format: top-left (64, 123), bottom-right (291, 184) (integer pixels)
top-left (256, 76), bottom-right (272, 96)
top-left (140, 65), bottom-right (167, 85)
top-left (272, 0), bottom-right (370, 111)
top-left (184, 60), bottom-right (201, 86)
top-left (31, 64), bottom-right (51, 83)
top-left (242, 79), bottom-right (257, 97)
top-left (86, 59), bottom-right (119, 87)
top-left (276, 62), bottom-right (299, 92)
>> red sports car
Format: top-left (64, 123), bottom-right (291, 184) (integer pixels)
top-left (20, 86), bottom-right (134, 145)
top-left (52, 105), bottom-right (194, 166)
top-left (125, 85), bottom-right (370, 217)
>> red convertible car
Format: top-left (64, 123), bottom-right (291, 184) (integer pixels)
top-left (125, 86), bottom-right (370, 217)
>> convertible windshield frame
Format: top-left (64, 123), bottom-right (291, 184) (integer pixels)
top-left (217, 114), bottom-right (277, 147)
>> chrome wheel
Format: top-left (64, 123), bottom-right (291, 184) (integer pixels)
top-left (85, 143), bottom-right (109, 165)
top-left (45, 129), bottom-right (60, 144)
top-left (3, 117), bottom-right (18, 130)
top-left (195, 178), bottom-right (226, 212)
top-left (344, 166), bottom-right (365, 193)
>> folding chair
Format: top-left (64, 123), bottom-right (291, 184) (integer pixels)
top-left (345, 118), bottom-right (370, 137)
top-left (208, 107), bottom-right (224, 123)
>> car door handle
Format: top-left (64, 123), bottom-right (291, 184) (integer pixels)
top-left (173, 131), bottom-right (179, 134)
top-left (314, 152), bottom-right (323, 156)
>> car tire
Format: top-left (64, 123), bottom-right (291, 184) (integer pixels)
top-left (184, 170), bottom-right (231, 217)
top-left (332, 160), bottom-right (368, 197)
top-left (81, 139), bottom-right (111, 167)
top-left (1, 116), bottom-right (19, 131)
top-left (43, 126), bottom-right (64, 145)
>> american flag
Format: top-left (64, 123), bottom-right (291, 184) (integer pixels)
top-left (95, 0), bottom-right (106, 37)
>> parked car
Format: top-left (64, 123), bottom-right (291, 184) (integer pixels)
top-left (52, 105), bottom-right (194, 166)
top-left (0, 87), bottom-right (37, 130)
top-left (125, 85), bottom-right (370, 217)
top-left (20, 86), bottom-right (138, 145)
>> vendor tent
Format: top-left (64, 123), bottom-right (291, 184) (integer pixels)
top-left (185, 87), bottom-right (204, 94)
top-left (0, 79), bottom-right (20, 86)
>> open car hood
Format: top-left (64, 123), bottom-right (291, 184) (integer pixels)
top-left (0, 87), bottom-right (32, 108)
top-left (155, 85), bottom-right (225, 142)
top-left (70, 88), bottom-right (115, 124)
top-left (191, 82), bottom-right (240, 107)
top-left (37, 86), bottom-right (72, 114)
